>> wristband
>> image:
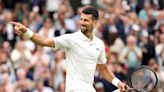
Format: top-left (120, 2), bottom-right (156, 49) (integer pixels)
top-left (23, 28), bottom-right (33, 39)
top-left (112, 78), bottom-right (121, 87)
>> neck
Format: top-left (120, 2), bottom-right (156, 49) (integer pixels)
top-left (82, 31), bottom-right (93, 41)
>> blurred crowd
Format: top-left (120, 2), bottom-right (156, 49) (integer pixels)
top-left (0, 0), bottom-right (164, 92)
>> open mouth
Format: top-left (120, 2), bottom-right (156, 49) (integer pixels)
top-left (81, 25), bottom-right (87, 29)
top-left (81, 26), bottom-right (86, 28)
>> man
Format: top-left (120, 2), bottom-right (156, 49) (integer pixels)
top-left (10, 6), bottom-right (127, 92)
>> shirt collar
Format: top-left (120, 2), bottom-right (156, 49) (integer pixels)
top-left (78, 31), bottom-right (97, 45)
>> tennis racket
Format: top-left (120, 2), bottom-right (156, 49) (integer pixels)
top-left (113, 66), bottom-right (158, 92)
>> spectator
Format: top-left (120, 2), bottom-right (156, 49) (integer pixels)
top-left (110, 37), bottom-right (124, 54)
top-left (13, 68), bottom-right (34, 92)
top-left (103, 14), bottom-right (119, 46)
top-left (0, 48), bottom-right (16, 83)
top-left (39, 17), bottom-right (55, 56)
top-left (56, 82), bottom-right (65, 92)
top-left (0, 73), bottom-right (14, 92)
top-left (39, 17), bottom-right (54, 38)
top-left (138, 31), bottom-right (155, 65)
top-left (2, 41), bottom-right (12, 56)
top-left (30, 46), bottom-right (52, 83)
top-left (46, 0), bottom-right (63, 20)
top-left (54, 4), bottom-right (74, 37)
top-left (51, 50), bottom-right (66, 89)
top-left (33, 78), bottom-right (53, 92)
top-left (16, 3), bottom-right (30, 22)
top-left (138, 1), bottom-right (151, 21)
top-left (10, 41), bottom-right (32, 70)
top-left (155, 33), bottom-right (164, 70)
top-left (119, 35), bottom-right (142, 84)
top-left (3, 11), bottom-right (17, 48)
top-left (148, 58), bottom-right (164, 92)
top-left (119, 35), bottom-right (142, 68)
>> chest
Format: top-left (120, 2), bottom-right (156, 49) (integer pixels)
top-left (71, 40), bottom-right (101, 61)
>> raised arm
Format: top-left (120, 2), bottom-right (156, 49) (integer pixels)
top-left (9, 22), bottom-right (55, 47)
top-left (30, 33), bottom-right (54, 47)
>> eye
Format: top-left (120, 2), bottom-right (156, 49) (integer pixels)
top-left (80, 18), bottom-right (89, 22)
top-left (84, 19), bottom-right (87, 21)
top-left (80, 18), bottom-right (85, 22)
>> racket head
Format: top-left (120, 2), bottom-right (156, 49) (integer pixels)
top-left (129, 66), bottom-right (158, 92)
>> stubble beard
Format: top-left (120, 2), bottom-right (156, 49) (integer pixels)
top-left (80, 26), bottom-right (87, 32)
top-left (81, 28), bottom-right (87, 32)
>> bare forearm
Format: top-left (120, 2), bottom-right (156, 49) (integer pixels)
top-left (98, 64), bottom-right (124, 88)
top-left (30, 33), bottom-right (55, 47)
top-left (9, 22), bottom-right (55, 47)
top-left (98, 64), bottom-right (115, 83)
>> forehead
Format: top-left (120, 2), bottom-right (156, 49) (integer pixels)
top-left (80, 13), bottom-right (93, 20)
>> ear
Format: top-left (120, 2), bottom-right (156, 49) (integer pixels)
top-left (93, 20), bottom-right (98, 25)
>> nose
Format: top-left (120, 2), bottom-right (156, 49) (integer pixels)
top-left (80, 20), bottom-right (85, 25)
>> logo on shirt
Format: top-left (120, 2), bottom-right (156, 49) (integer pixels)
top-left (96, 48), bottom-right (99, 50)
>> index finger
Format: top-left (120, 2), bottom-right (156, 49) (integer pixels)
top-left (8, 22), bottom-right (20, 26)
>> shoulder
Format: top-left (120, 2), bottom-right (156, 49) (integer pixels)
top-left (62, 31), bottom-right (78, 37)
top-left (94, 37), bottom-right (105, 51)
top-left (55, 32), bottom-right (78, 40)
top-left (95, 37), bottom-right (105, 47)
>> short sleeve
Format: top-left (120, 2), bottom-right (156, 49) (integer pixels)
top-left (97, 41), bottom-right (107, 64)
top-left (53, 34), bottom-right (71, 50)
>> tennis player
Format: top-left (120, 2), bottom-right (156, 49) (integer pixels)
top-left (10, 6), bottom-right (127, 92)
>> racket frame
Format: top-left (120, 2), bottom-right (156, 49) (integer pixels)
top-left (128, 66), bottom-right (158, 92)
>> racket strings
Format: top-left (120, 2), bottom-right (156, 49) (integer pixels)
top-left (130, 67), bottom-right (158, 92)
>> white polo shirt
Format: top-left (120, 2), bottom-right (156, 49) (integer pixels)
top-left (54, 31), bottom-right (107, 92)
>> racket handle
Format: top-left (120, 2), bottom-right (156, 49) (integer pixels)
top-left (126, 88), bottom-right (140, 91)
top-left (112, 89), bottom-right (120, 92)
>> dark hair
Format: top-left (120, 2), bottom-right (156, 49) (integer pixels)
top-left (82, 6), bottom-right (99, 20)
